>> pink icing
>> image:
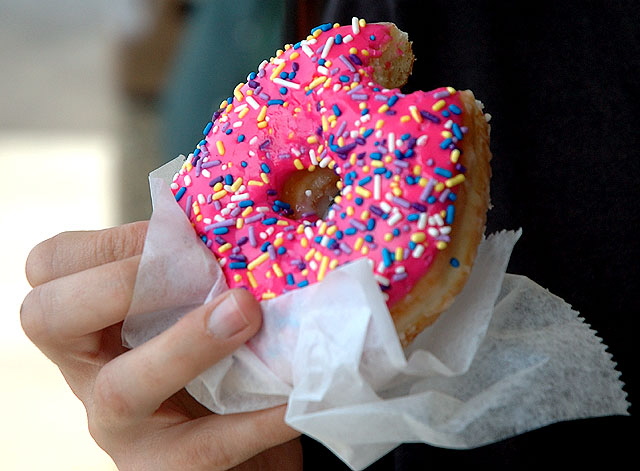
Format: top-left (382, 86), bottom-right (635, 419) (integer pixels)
top-left (170, 19), bottom-right (469, 306)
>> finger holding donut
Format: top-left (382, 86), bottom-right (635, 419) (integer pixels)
top-left (21, 223), bottom-right (301, 470)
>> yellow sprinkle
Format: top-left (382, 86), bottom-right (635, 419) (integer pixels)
top-left (445, 174), bottom-right (466, 188)
top-left (450, 149), bottom-right (461, 163)
top-left (418, 177), bottom-right (428, 186)
top-left (355, 186), bottom-right (372, 198)
top-left (410, 232), bottom-right (427, 243)
top-left (327, 225), bottom-right (338, 236)
top-left (314, 251), bottom-right (323, 262)
top-left (272, 263), bottom-right (284, 278)
top-left (247, 271), bottom-right (258, 288)
top-left (359, 18), bottom-right (366, 27)
top-left (257, 105), bottom-right (268, 122)
top-left (260, 172), bottom-right (270, 184)
top-left (308, 76), bottom-right (327, 89)
top-left (195, 214), bottom-right (203, 222)
top-left (238, 107), bottom-right (249, 119)
top-left (384, 233), bottom-right (393, 242)
top-left (395, 247), bottom-right (404, 261)
top-left (247, 252), bottom-right (270, 270)
top-left (300, 237), bottom-right (309, 248)
top-left (436, 241), bottom-right (448, 250)
top-left (371, 160), bottom-right (384, 168)
top-left (262, 292), bottom-right (276, 300)
top-left (400, 115), bottom-right (411, 123)
top-left (233, 274), bottom-right (242, 283)
top-left (236, 218), bottom-right (244, 229)
top-left (248, 180), bottom-right (264, 186)
top-left (375, 119), bottom-right (385, 130)
top-left (233, 83), bottom-right (244, 101)
top-left (447, 86), bottom-right (457, 94)
top-left (225, 103), bottom-right (233, 113)
top-left (294, 158), bottom-right (304, 170)
top-left (441, 130), bottom-right (453, 139)
top-left (354, 237), bottom-right (364, 251)
top-left (349, 47), bottom-right (358, 54)
top-left (392, 187), bottom-right (402, 197)
top-left (360, 209), bottom-right (370, 220)
top-left (432, 99), bottom-right (446, 111)
top-left (270, 61), bottom-right (286, 80)
top-left (361, 245), bottom-right (369, 255)
top-left (319, 221), bottom-right (327, 235)
top-left (216, 140), bottom-right (225, 155)
top-left (435, 182), bottom-right (445, 192)
top-left (265, 271), bottom-right (272, 279)
top-left (346, 205), bottom-right (355, 216)
top-left (317, 255), bottom-right (330, 281)
top-left (413, 165), bottom-right (422, 176)
top-left (409, 105), bottom-right (423, 123)
top-left (329, 259), bottom-right (339, 270)
top-left (378, 104), bottom-right (389, 114)
top-left (219, 243), bottom-right (232, 253)
top-left (276, 220), bottom-right (289, 226)
top-left (305, 248), bottom-right (316, 261)
top-left (212, 190), bottom-right (227, 200)
top-left (231, 177), bottom-right (243, 192)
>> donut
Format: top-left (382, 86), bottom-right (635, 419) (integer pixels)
top-left (169, 18), bottom-right (492, 345)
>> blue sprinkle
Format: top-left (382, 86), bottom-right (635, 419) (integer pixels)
top-left (241, 160), bottom-right (248, 167)
top-left (363, 128), bottom-right (374, 138)
top-left (203, 122), bottom-right (213, 135)
top-left (387, 95), bottom-right (399, 107)
top-left (297, 280), bottom-right (309, 288)
top-left (366, 218), bottom-right (376, 231)
top-left (335, 230), bottom-right (344, 239)
top-left (345, 227), bottom-right (357, 236)
top-left (440, 138), bottom-right (453, 149)
top-left (450, 258), bottom-right (460, 268)
top-left (175, 187), bottom-right (186, 201)
top-left (339, 75), bottom-right (350, 82)
top-left (238, 200), bottom-right (254, 208)
top-left (279, 87), bottom-right (288, 95)
top-left (358, 176), bottom-right (372, 186)
top-left (260, 163), bottom-right (271, 173)
top-left (446, 205), bottom-right (455, 224)
top-left (213, 227), bottom-right (229, 235)
top-left (277, 246), bottom-right (287, 255)
top-left (332, 104), bottom-right (342, 116)
top-left (260, 242), bottom-right (271, 252)
top-left (335, 34), bottom-right (343, 44)
top-left (407, 213), bottom-right (420, 221)
top-left (224, 174), bottom-right (233, 185)
top-left (267, 99), bottom-right (284, 106)
top-left (452, 123), bottom-right (464, 140)
top-left (237, 134), bottom-right (245, 142)
top-left (434, 167), bottom-right (453, 178)
top-left (229, 262), bottom-right (247, 269)
top-left (225, 128), bottom-right (233, 135)
top-left (262, 218), bottom-right (277, 225)
top-left (449, 104), bottom-right (462, 115)
top-left (382, 248), bottom-right (393, 267)
top-left (286, 274), bottom-right (295, 285)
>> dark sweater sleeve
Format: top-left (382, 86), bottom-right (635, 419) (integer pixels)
top-left (298, 1), bottom-right (638, 469)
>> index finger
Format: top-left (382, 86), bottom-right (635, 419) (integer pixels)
top-left (25, 221), bottom-right (148, 287)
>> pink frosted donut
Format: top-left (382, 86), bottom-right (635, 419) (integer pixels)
top-left (170, 18), bottom-right (492, 344)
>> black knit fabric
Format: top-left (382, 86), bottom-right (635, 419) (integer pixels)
top-left (296, 1), bottom-right (638, 469)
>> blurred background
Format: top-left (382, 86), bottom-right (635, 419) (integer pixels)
top-left (0, 0), bottom-right (286, 469)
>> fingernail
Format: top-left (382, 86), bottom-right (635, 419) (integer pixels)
top-left (206, 292), bottom-right (249, 339)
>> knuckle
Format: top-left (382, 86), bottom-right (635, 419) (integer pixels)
top-left (95, 222), bottom-right (147, 264)
top-left (91, 364), bottom-right (135, 431)
top-left (183, 430), bottom-right (235, 471)
top-left (25, 236), bottom-right (58, 287)
top-left (20, 285), bottom-right (52, 344)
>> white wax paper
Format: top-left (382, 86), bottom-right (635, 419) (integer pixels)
top-left (122, 157), bottom-right (629, 470)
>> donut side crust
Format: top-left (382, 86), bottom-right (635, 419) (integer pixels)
top-left (390, 90), bottom-right (492, 346)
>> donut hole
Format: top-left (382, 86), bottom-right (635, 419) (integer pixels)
top-left (280, 167), bottom-right (341, 221)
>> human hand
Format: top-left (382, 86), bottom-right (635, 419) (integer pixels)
top-left (21, 221), bottom-right (302, 470)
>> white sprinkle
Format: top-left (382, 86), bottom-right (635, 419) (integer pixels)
top-left (321, 36), bottom-right (334, 59)
top-left (351, 17), bottom-right (360, 34)
top-left (388, 132), bottom-right (395, 152)
top-left (387, 211), bottom-right (402, 226)
top-left (246, 95), bottom-right (260, 110)
top-left (412, 245), bottom-right (425, 258)
top-left (342, 34), bottom-right (354, 43)
top-left (418, 212), bottom-right (428, 230)
top-left (273, 77), bottom-right (301, 90)
top-left (373, 174), bottom-right (382, 200)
